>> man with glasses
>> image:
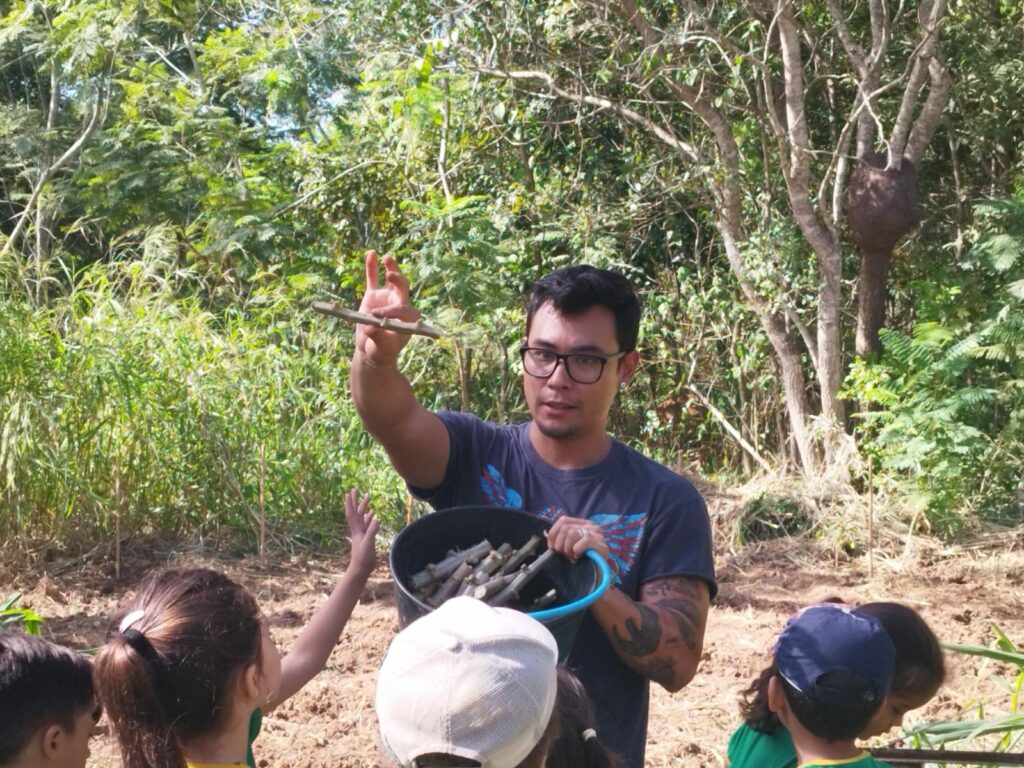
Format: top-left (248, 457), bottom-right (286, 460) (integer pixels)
top-left (351, 251), bottom-right (715, 768)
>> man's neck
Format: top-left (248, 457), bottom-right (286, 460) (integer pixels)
top-left (528, 423), bottom-right (614, 469)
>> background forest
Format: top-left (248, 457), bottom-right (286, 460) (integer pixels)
top-left (1, 0), bottom-right (1022, 550)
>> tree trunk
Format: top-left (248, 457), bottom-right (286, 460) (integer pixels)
top-left (717, 221), bottom-right (821, 472)
top-left (855, 248), bottom-right (892, 359)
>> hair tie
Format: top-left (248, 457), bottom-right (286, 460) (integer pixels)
top-left (120, 625), bottom-right (175, 708)
top-left (119, 609), bottom-right (146, 633)
top-left (121, 628), bottom-right (161, 664)
top-left (581, 728), bottom-right (597, 742)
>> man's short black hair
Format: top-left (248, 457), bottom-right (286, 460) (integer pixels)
top-left (525, 266), bottom-right (641, 353)
top-left (781, 670), bottom-right (882, 741)
top-left (0, 632), bottom-right (94, 763)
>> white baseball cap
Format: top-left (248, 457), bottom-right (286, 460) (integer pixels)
top-left (376, 596), bottom-right (559, 768)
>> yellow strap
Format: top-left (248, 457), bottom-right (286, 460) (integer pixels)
top-left (796, 752), bottom-right (870, 768)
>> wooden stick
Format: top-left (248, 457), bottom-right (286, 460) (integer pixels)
top-left (409, 540), bottom-right (492, 591)
top-left (312, 302), bottom-right (444, 339)
top-left (258, 443), bottom-right (266, 567)
top-left (429, 561), bottom-right (474, 607)
top-left (867, 454), bottom-right (874, 579)
top-left (491, 549), bottom-right (557, 607)
top-left (501, 535), bottom-right (543, 575)
top-left (114, 462), bottom-right (122, 580)
top-left (871, 747), bottom-right (1024, 766)
top-left (473, 574), bottom-right (515, 601)
top-left (527, 588), bottom-right (558, 610)
top-left (469, 543), bottom-right (513, 585)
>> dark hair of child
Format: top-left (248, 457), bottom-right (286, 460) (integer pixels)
top-left (777, 670), bottom-right (883, 740)
top-left (546, 668), bottom-right (626, 768)
top-left (739, 602), bottom-right (945, 735)
top-left (856, 602), bottom-right (946, 698)
top-left (94, 568), bottom-right (263, 768)
top-left (0, 632), bottom-right (95, 763)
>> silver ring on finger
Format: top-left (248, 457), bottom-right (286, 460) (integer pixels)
top-left (577, 527), bottom-right (588, 540)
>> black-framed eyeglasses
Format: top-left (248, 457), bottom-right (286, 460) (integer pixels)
top-left (519, 346), bottom-right (627, 384)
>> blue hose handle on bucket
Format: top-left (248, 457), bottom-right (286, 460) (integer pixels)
top-left (526, 549), bottom-right (612, 622)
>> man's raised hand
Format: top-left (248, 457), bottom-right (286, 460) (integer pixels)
top-left (356, 250), bottom-right (421, 366)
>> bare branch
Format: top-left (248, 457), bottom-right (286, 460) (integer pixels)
top-left (784, 305), bottom-right (819, 372)
top-left (0, 83), bottom-right (108, 262)
top-left (825, 0), bottom-right (868, 77)
top-left (476, 66), bottom-right (699, 161)
top-left (685, 385), bottom-right (774, 473)
top-left (776, 1), bottom-right (839, 251)
top-left (868, 0), bottom-right (886, 55)
top-left (904, 56), bottom-right (952, 165)
top-left (888, 0), bottom-right (948, 166)
top-left (618, 0), bottom-right (661, 49)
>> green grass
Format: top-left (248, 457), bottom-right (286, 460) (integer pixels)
top-left (0, 247), bottom-right (408, 551)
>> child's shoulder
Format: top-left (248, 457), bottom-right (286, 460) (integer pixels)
top-left (727, 722), bottom-right (797, 768)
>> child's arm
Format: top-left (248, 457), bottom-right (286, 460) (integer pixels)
top-left (267, 489), bottom-right (380, 710)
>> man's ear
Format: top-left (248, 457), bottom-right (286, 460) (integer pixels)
top-left (619, 349), bottom-right (639, 386)
top-left (40, 723), bottom-right (65, 759)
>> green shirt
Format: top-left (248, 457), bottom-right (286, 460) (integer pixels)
top-left (727, 723), bottom-right (798, 768)
top-left (727, 725), bottom-right (892, 768)
top-left (245, 709), bottom-right (263, 768)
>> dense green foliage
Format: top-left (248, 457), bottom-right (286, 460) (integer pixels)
top-left (847, 197), bottom-right (1024, 534)
top-left (1, 0), bottom-right (1022, 547)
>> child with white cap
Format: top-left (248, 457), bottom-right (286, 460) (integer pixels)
top-left (376, 597), bottom-right (559, 768)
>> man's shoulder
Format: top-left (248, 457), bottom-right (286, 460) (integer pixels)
top-left (437, 410), bottom-right (527, 436)
top-left (615, 440), bottom-right (702, 493)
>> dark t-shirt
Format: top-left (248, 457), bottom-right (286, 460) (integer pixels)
top-left (411, 412), bottom-right (717, 768)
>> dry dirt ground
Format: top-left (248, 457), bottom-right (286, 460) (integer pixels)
top-left (5, 513), bottom-right (1023, 768)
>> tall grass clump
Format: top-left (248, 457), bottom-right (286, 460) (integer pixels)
top-left (0, 230), bottom-right (407, 551)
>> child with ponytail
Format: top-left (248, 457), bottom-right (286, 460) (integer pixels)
top-left (546, 668), bottom-right (625, 768)
top-left (95, 489), bottom-right (378, 768)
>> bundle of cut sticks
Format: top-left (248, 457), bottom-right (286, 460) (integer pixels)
top-left (409, 535), bottom-right (558, 610)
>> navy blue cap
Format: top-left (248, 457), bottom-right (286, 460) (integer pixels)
top-left (775, 604), bottom-right (895, 704)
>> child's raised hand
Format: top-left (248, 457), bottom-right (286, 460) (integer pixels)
top-left (345, 489), bottom-right (380, 577)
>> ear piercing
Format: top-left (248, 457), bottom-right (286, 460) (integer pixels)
top-left (619, 382), bottom-right (627, 390)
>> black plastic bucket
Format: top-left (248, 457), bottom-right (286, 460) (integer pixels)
top-left (389, 506), bottom-right (601, 662)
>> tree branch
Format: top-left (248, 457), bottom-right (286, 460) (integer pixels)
top-left (888, 0), bottom-right (948, 166)
top-left (904, 55), bottom-right (952, 165)
top-left (476, 66), bottom-right (699, 162)
top-left (0, 83), bottom-right (108, 262)
top-left (686, 385), bottom-right (774, 473)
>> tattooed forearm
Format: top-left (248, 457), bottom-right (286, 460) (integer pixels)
top-left (611, 603), bottom-right (663, 656)
top-left (592, 577), bottom-right (709, 691)
top-left (656, 598), bottom-right (700, 651)
top-left (642, 575), bottom-right (709, 654)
